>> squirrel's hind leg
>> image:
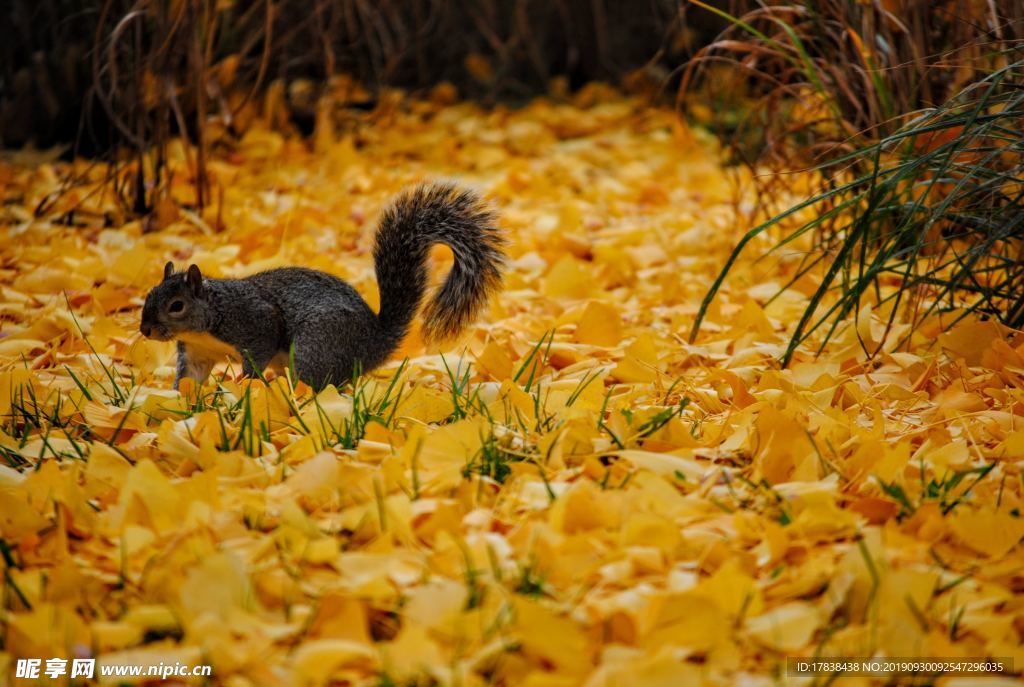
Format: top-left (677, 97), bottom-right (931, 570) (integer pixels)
top-left (289, 315), bottom-right (368, 391)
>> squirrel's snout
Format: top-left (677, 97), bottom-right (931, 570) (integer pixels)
top-left (140, 322), bottom-right (153, 338)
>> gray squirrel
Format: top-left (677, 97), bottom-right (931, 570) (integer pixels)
top-left (139, 182), bottom-right (506, 390)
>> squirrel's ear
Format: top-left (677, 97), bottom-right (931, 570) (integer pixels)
top-left (186, 264), bottom-right (205, 297)
top-left (163, 261), bottom-right (174, 280)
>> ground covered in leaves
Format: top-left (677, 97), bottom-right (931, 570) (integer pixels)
top-left (1, 86), bottom-right (1023, 686)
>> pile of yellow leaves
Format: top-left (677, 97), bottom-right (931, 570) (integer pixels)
top-left (1, 85), bottom-right (1023, 686)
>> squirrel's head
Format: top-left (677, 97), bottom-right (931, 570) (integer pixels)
top-left (140, 262), bottom-right (211, 341)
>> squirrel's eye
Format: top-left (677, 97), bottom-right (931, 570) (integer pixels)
top-left (168, 300), bottom-right (185, 314)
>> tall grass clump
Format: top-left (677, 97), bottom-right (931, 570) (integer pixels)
top-left (683, 1), bottom-right (1024, 361)
top-left (691, 49), bottom-right (1024, 363)
top-left (681, 0), bottom-right (1024, 172)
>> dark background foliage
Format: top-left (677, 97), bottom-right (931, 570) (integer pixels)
top-left (0, 0), bottom-right (727, 154)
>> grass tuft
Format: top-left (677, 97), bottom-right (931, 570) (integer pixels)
top-left (692, 51), bottom-right (1024, 362)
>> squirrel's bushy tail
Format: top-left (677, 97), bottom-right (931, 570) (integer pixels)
top-left (373, 182), bottom-right (505, 344)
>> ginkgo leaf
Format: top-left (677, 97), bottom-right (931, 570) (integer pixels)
top-left (745, 602), bottom-right (821, 652)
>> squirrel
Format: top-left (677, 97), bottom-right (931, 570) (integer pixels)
top-left (140, 182), bottom-right (506, 391)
